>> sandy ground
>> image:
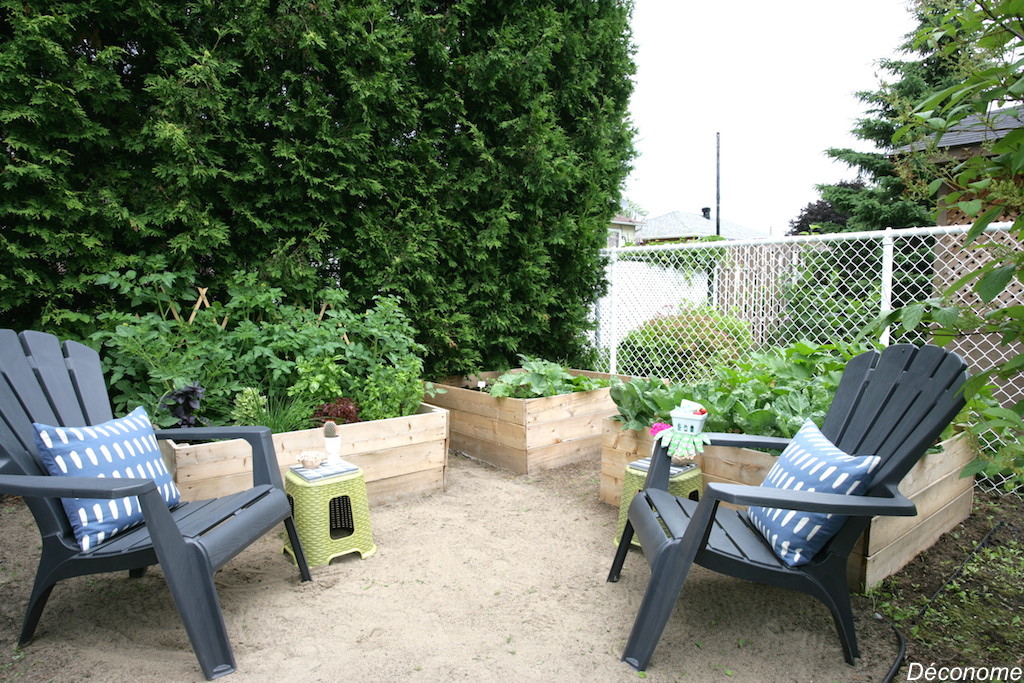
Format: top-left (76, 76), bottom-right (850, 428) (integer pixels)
top-left (1, 453), bottom-right (897, 682)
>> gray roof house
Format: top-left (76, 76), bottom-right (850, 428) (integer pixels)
top-left (634, 210), bottom-right (766, 243)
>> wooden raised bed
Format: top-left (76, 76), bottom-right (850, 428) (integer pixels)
top-left (426, 370), bottom-right (626, 474)
top-left (159, 403), bottom-right (449, 506)
top-left (599, 417), bottom-right (976, 591)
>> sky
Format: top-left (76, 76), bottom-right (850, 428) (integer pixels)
top-left (623, 1), bottom-right (921, 236)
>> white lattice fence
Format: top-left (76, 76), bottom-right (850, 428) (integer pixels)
top-left (594, 224), bottom-right (1022, 495)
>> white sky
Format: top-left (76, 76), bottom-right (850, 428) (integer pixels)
top-left (624, 1), bottom-right (920, 236)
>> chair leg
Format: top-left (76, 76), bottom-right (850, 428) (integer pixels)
top-left (608, 519), bottom-right (634, 582)
top-left (816, 578), bottom-right (859, 663)
top-left (621, 542), bottom-right (692, 671)
top-left (18, 577), bottom-right (55, 645)
top-left (283, 516), bottom-right (312, 582)
top-left (160, 543), bottom-right (237, 680)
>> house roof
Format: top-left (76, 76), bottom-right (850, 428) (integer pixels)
top-left (610, 214), bottom-right (643, 226)
top-left (898, 106), bottom-right (1022, 152)
top-left (635, 211), bottom-right (767, 242)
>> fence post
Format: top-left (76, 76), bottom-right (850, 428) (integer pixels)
top-left (607, 250), bottom-right (618, 375)
top-left (879, 228), bottom-right (894, 346)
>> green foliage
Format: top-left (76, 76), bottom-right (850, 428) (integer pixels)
top-left (0, 0), bottom-right (636, 378)
top-left (230, 387), bottom-right (315, 433)
top-left (685, 341), bottom-right (877, 438)
top-left (871, 0), bottom-right (1024, 491)
top-left (487, 355), bottom-right (617, 398)
top-left (90, 270), bottom-right (426, 426)
top-left (609, 377), bottom-right (691, 431)
top-left (616, 308), bottom-right (754, 383)
top-left (356, 358), bottom-right (425, 422)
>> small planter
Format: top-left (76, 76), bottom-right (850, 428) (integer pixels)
top-left (426, 370), bottom-right (626, 474)
top-left (600, 417), bottom-right (977, 591)
top-left (160, 403), bottom-right (449, 505)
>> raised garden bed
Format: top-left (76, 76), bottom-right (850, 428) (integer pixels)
top-left (426, 370), bottom-right (625, 474)
top-left (160, 403), bottom-right (449, 505)
top-left (599, 417), bottom-right (976, 591)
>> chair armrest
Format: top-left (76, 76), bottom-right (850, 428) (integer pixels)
top-left (155, 425), bottom-right (283, 489)
top-left (703, 482), bottom-right (917, 517)
top-left (0, 474), bottom-right (157, 499)
top-left (705, 432), bottom-right (792, 451)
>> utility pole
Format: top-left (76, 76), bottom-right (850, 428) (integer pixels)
top-left (715, 131), bottom-right (721, 236)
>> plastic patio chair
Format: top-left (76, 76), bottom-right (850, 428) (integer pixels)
top-left (607, 344), bottom-right (969, 671)
top-left (0, 329), bottom-right (312, 680)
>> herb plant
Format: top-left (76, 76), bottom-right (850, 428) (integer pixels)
top-left (159, 382), bottom-right (209, 428)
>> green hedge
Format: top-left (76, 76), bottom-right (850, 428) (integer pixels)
top-left (0, 0), bottom-right (635, 377)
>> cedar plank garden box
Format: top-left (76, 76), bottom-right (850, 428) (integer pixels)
top-left (426, 370), bottom-right (627, 474)
top-left (600, 417), bottom-right (976, 592)
top-left (160, 403), bottom-right (449, 506)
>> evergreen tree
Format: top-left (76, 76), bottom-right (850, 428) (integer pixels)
top-left (0, 1), bottom-right (636, 376)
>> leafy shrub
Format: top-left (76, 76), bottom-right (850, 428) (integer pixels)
top-left (91, 270), bottom-right (426, 427)
top-left (616, 308), bottom-right (754, 383)
top-left (487, 355), bottom-right (618, 398)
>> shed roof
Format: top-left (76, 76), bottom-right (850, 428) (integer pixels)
top-left (898, 106), bottom-right (1022, 152)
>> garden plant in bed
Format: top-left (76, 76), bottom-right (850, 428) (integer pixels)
top-left (601, 340), bottom-right (981, 590)
top-left (427, 355), bottom-right (626, 474)
top-left (91, 269), bottom-right (448, 503)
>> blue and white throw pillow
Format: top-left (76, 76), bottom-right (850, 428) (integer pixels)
top-left (747, 420), bottom-right (880, 567)
top-left (33, 406), bottom-right (181, 551)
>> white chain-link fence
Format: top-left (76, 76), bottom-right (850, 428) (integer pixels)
top-left (593, 224), bottom-right (1022, 496)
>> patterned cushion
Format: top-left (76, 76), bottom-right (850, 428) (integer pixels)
top-left (747, 420), bottom-right (880, 567)
top-left (33, 406), bottom-right (180, 551)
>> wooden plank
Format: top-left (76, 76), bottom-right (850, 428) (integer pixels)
top-left (450, 431), bottom-right (529, 474)
top-left (849, 487), bottom-right (974, 590)
top-left (524, 412), bottom-right (611, 449)
top-left (864, 468), bottom-right (975, 553)
top-left (366, 469), bottom-right (445, 506)
top-left (523, 436), bottom-right (604, 473)
top-left (447, 409), bottom-right (526, 450)
top-left (600, 419), bottom-right (654, 506)
top-left (697, 445), bottom-right (775, 486)
top-left (523, 387), bottom-right (617, 424)
top-left (897, 433), bottom-right (974, 498)
top-left (427, 382), bottom-right (525, 424)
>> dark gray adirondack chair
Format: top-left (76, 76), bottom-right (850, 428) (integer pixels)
top-left (608, 344), bottom-right (969, 671)
top-left (0, 329), bottom-right (312, 680)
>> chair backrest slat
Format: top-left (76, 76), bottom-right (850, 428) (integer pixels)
top-left (62, 339), bottom-right (114, 425)
top-left (0, 329), bottom-right (115, 542)
top-left (17, 330), bottom-right (88, 427)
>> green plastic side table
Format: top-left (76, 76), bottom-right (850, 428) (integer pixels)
top-left (615, 459), bottom-right (703, 547)
top-left (284, 467), bottom-right (377, 566)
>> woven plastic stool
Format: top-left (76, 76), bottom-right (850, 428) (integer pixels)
top-left (615, 458), bottom-right (703, 546)
top-left (284, 468), bottom-right (377, 566)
